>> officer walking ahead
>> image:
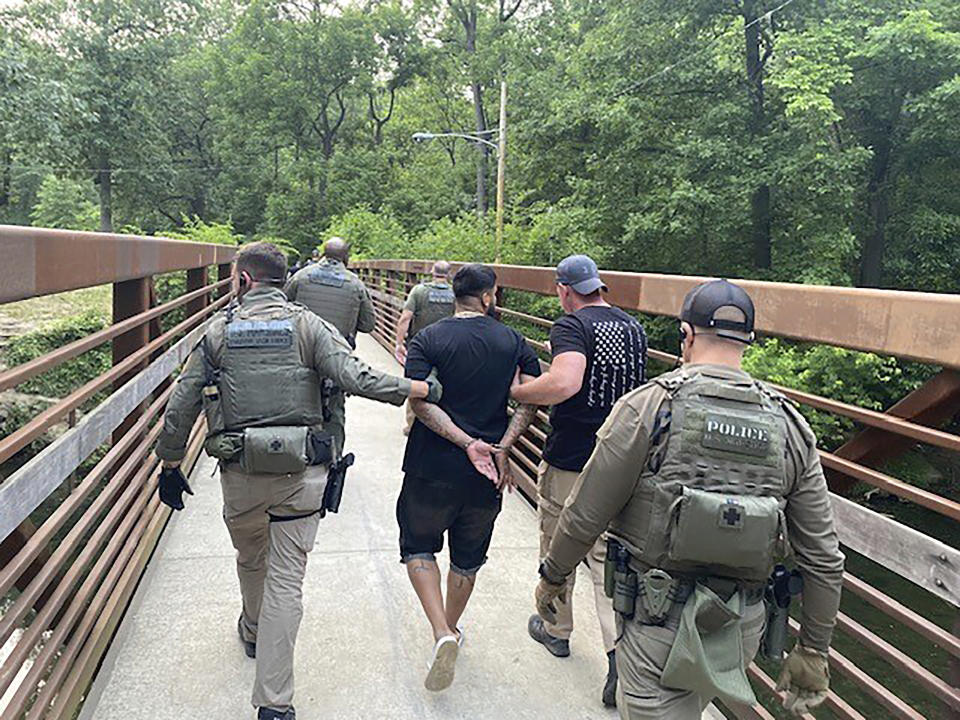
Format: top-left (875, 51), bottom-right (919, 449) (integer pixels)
top-left (155, 242), bottom-right (439, 720)
top-left (284, 237), bottom-right (376, 455)
top-left (394, 260), bottom-right (455, 434)
top-left (535, 279), bottom-right (844, 718)
top-left (510, 254), bottom-right (647, 707)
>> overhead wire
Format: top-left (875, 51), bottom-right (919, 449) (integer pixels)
top-left (611, 0), bottom-right (799, 99)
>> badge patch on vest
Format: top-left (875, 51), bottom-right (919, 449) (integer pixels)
top-left (308, 268), bottom-right (346, 287)
top-left (701, 413), bottom-right (771, 458)
top-left (226, 320), bottom-right (293, 348)
top-left (428, 288), bottom-right (454, 304)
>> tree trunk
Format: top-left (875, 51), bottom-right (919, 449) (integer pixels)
top-left (860, 139), bottom-right (892, 287)
top-left (0, 147), bottom-right (10, 208)
top-left (459, 2), bottom-right (489, 216)
top-left (743, 1), bottom-right (771, 270)
top-left (98, 152), bottom-right (113, 233)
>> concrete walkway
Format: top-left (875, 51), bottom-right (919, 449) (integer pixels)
top-left (82, 335), bottom-right (621, 720)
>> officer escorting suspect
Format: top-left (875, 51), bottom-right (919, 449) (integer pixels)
top-left (394, 260), bottom-right (455, 434)
top-left (155, 242), bottom-right (439, 720)
top-left (284, 237), bottom-right (376, 455)
top-left (510, 254), bottom-right (647, 706)
top-left (534, 279), bottom-right (844, 718)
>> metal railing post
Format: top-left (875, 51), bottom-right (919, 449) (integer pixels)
top-left (111, 277), bottom-right (151, 444)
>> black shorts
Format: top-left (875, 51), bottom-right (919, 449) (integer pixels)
top-left (396, 473), bottom-right (502, 575)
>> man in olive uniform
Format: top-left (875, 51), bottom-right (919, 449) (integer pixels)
top-left (394, 260), bottom-right (455, 434)
top-left (284, 237), bottom-right (376, 455)
top-left (156, 243), bottom-right (438, 720)
top-left (533, 279), bottom-right (844, 719)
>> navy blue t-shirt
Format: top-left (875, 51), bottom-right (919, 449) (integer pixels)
top-left (403, 315), bottom-right (541, 481)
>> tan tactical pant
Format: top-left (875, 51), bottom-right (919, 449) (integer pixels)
top-left (221, 463), bottom-right (326, 712)
top-left (537, 461), bottom-right (618, 652)
top-left (616, 599), bottom-right (765, 719)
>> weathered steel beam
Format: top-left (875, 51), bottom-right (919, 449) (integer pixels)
top-left (0, 225), bottom-right (236, 304)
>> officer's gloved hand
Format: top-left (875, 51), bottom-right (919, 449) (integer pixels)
top-left (776, 643), bottom-right (830, 715)
top-left (535, 574), bottom-right (568, 625)
top-left (158, 465), bottom-right (194, 511)
top-left (424, 368), bottom-right (443, 404)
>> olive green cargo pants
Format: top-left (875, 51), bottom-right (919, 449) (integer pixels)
top-left (537, 461), bottom-right (618, 652)
top-left (221, 463), bottom-right (327, 712)
top-left (615, 599), bottom-right (765, 719)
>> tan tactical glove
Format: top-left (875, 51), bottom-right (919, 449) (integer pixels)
top-left (535, 576), bottom-right (567, 625)
top-left (776, 643), bottom-right (830, 715)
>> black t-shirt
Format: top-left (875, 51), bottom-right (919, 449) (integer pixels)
top-left (542, 306), bottom-right (647, 471)
top-left (403, 315), bottom-right (542, 483)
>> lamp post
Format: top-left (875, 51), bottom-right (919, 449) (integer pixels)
top-left (413, 80), bottom-right (508, 263)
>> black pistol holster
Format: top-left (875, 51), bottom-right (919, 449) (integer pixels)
top-left (320, 452), bottom-right (355, 517)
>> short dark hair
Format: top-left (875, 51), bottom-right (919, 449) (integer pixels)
top-left (453, 263), bottom-right (496, 300)
top-left (236, 242), bottom-right (287, 283)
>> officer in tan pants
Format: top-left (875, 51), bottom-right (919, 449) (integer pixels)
top-left (156, 243), bottom-right (439, 720)
top-left (512, 254), bottom-right (647, 706)
top-left (534, 280), bottom-right (844, 719)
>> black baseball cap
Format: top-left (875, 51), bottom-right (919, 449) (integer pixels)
top-left (680, 279), bottom-right (755, 344)
top-left (556, 254), bottom-right (608, 294)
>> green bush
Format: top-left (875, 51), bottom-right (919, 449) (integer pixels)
top-left (29, 175), bottom-right (99, 231)
top-left (3, 311), bottom-right (110, 399)
top-left (743, 339), bottom-right (933, 449)
top-left (166, 217), bottom-right (242, 246)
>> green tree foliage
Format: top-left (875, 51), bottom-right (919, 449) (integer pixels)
top-left (29, 175), bottom-right (100, 230)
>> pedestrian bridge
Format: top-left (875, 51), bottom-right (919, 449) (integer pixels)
top-left (0, 227), bottom-right (958, 720)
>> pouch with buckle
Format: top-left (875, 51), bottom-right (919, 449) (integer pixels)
top-left (240, 426), bottom-right (309, 474)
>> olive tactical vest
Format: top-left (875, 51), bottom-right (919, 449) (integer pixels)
top-left (216, 302), bottom-right (324, 431)
top-left (609, 371), bottom-right (790, 582)
top-left (293, 259), bottom-right (364, 342)
top-left (409, 282), bottom-right (455, 338)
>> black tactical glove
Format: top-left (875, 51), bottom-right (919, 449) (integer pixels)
top-left (425, 368), bottom-right (443, 404)
top-left (158, 465), bottom-right (194, 511)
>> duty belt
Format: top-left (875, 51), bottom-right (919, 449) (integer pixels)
top-left (631, 570), bottom-right (764, 629)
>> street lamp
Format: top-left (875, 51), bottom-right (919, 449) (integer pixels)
top-left (412, 80), bottom-right (509, 263)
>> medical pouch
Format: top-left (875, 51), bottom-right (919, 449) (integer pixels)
top-left (240, 426), bottom-right (309, 475)
top-left (668, 487), bottom-right (781, 573)
top-left (204, 432), bottom-right (243, 462)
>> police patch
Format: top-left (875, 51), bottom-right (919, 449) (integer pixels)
top-left (427, 288), bottom-right (454, 304)
top-left (226, 320), bottom-right (293, 348)
top-left (308, 268), bottom-right (346, 287)
top-left (701, 413), bottom-right (771, 457)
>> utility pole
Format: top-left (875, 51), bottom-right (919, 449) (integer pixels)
top-left (495, 79), bottom-right (507, 264)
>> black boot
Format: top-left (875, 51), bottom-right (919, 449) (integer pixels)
top-left (602, 649), bottom-right (618, 707)
top-left (527, 614), bottom-right (570, 657)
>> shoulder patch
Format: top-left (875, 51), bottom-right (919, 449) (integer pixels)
top-left (226, 319), bottom-right (294, 348)
top-left (308, 267), bottom-right (346, 288)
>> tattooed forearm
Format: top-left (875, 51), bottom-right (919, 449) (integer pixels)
top-left (410, 398), bottom-right (474, 449)
top-left (499, 403), bottom-right (537, 450)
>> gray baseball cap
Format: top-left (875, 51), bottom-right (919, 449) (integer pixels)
top-left (556, 254), bottom-right (608, 294)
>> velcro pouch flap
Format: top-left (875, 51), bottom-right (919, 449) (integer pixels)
top-left (241, 426), bottom-right (309, 475)
top-left (669, 487), bottom-right (779, 572)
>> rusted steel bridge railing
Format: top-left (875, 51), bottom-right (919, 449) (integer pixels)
top-left (354, 258), bottom-right (960, 720)
top-left (0, 226), bottom-right (235, 719)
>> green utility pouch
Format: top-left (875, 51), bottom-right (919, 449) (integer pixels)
top-left (202, 385), bottom-right (225, 436)
top-left (240, 426), bottom-right (309, 475)
top-left (604, 539), bottom-right (618, 599)
top-left (613, 566), bottom-right (638, 618)
top-left (204, 432), bottom-right (244, 462)
top-left (661, 583), bottom-right (756, 707)
top-left (668, 487), bottom-right (782, 573)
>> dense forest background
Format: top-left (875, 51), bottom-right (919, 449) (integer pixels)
top-left (1, 0), bottom-right (959, 292)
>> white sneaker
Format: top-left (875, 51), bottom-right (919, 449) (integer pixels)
top-left (455, 624), bottom-right (465, 648)
top-left (424, 635), bottom-right (459, 691)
